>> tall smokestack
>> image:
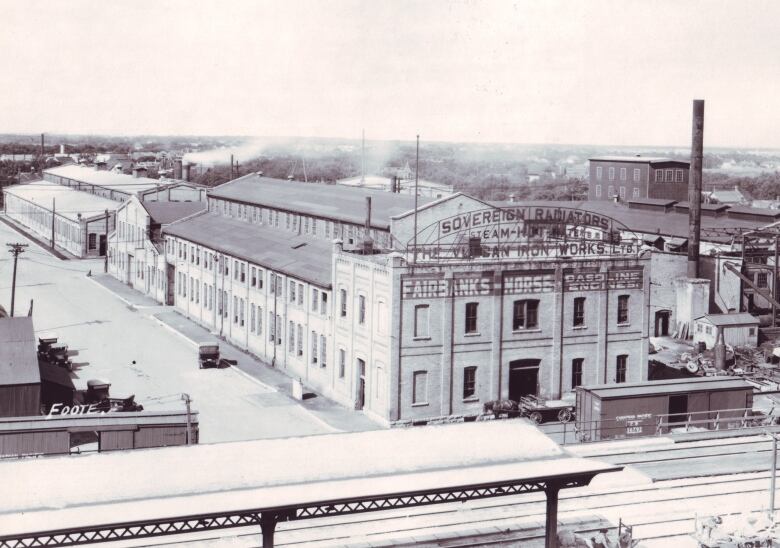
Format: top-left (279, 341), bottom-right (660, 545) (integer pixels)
top-left (363, 196), bottom-right (374, 254)
top-left (40, 133), bottom-right (44, 157)
top-left (687, 99), bottom-right (704, 278)
top-left (173, 158), bottom-right (183, 180)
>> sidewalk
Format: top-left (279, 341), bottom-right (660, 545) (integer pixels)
top-left (90, 273), bottom-right (380, 433)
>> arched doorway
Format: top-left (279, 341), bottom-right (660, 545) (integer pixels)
top-left (509, 359), bottom-right (540, 401)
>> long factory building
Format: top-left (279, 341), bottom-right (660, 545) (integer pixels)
top-left (145, 174), bottom-right (770, 425)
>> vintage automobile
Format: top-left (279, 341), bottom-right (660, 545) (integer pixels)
top-left (198, 343), bottom-right (221, 369)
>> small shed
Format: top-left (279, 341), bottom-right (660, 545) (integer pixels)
top-left (576, 377), bottom-right (753, 441)
top-left (693, 312), bottom-right (759, 349)
top-left (0, 317), bottom-right (41, 417)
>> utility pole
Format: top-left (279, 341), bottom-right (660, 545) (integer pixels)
top-left (6, 243), bottom-right (28, 317)
top-left (413, 135), bottom-right (420, 266)
top-left (182, 393), bottom-right (192, 445)
top-left (104, 209), bottom-right (109, 273)
top-left (51, 198), bottom-right (56, 249)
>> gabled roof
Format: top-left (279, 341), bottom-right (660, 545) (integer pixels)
top-left (142, 201), bottom-right (206, 225)
top-left (3, 182), bottom-right (118, 221)
top-left (44, 165), bottom-right (169, 196)
top-left (208, 174), bottom-right (429, 230)
top-left (694, 312), bottom-right (760, 326)
top-left (589, 156), bottom-right (690, 165)
top-left (0, 317), bottom-right (40, 386)
top-left (163, 213), bottom-right (334, 288)
top-left (391, 192), bottom-right (492, 221)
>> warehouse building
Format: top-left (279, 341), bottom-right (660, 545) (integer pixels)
top-left (108, 195), bottom-right (205, 302)
top-left (43, 165), bottom-right (206, 203)
top-left (588, 156), bottom-right (690, 202)
top-left (163, 178), bottom-right (659, 424)
top-left (3, 182), bottom-right (116, 258)
top-left (0, 317), bottom-right (41, 417)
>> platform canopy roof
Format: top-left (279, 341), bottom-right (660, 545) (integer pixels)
top-left (3, 182), bottom-right (118, 221)
top-left (0, 421), bottom-right (620, 536)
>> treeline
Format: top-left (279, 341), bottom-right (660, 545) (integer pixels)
top-left (705, 171), bottom-right (780, 200)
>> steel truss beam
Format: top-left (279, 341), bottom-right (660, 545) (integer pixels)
top-left (0, 475), bottom-right (595, 547)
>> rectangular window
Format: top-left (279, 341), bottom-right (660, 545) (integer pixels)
top-left (619, 167), bottom-right (626, 181)
top-left (289, 321), bottom-right (295, 353)
top-left (340, 288), bottom-right (347, 317)
top-left (675, 169), bottom-right (684, 182)
top-left (608, 185), bottom-right (615, 197)
top-left (257, 306), bottom-right (263, 334)
top-left (311, 331), bottom-right (318, 364)
top-left (414, 304), bottom-right (429, 338)
top-left (321, 292), bottom-right (328, 315)
top-left (655, 170), bottom-right (663, 182)
top-left (616, 355), bottom-right (628, 383)
top-left (619, 186), bottom-right (626, 200)
top-left (463, 366), bottom-right (477, 399)
top-left (339, 349), bottom-right (346, 378)
top-left (358, 295), bottom-right (366, 325)
top-left (632, 187), bottom-right (640, 198)
top-left (240, 298), bottom-right (245, 326)
top-left (269, 312), bottom-right (275, 342)
top-left (276, 315), bottom-right (282, 344)
top-left (320, 335), bottom-right (326, 367)
top-left (233, 296), bottom-right (238, 323)
top-left (465, 302), bottom-right (479, 334)
top-left (595, 184), bottom-right (601, 197)
top-left (617, 295), bottom-right (630, 324)
top-left (250, 304), bottom-right (256, 333)
top-left (608, 167), bottom-right (615, 180)
top-left (573, 297), bottom-right (585, 327)
top-left (633, 168), bottom-right (640, 182)
top-left (413, 371), bottom-right (428, 405)
top-left (665, 169), bottom-right (674, 182)
top-left (290, 281), bottom-right (296, 302)
top-left (596, 166), bottom-right (603, 180)
top-left (513, 299), bottom-right (539, 330)
top-left (240, 263), bottom-right (245, 283)
top-left (298, 283), bottom-right (304, 305)
top-left (251, 267), bottom-right (256, 287)
top-left (312, 289), bottom-right (319, 312)
top-left (257, 269), bottom-right (263, 289)
top-left (757, 272), bottom-right (768, 288)
top-left (572, 358), bottom-right (583, 389)
top-left (297, 324), bottom-right (303, 356)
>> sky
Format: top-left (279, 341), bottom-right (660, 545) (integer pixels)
top-left (1, 0), bottom-right (778, 148)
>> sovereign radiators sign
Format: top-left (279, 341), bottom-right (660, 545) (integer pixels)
top-left (408, 205), bottom-right (638, 261)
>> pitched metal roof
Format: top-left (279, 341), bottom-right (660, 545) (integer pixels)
top-left (208, 174), bottom-right (429, 229)
top-left (0, 317), bottom-right (40, 386)
top-left (44, 165), bottom-right (167, 195)
top-left (695, 312), bottom-right (760, 326)
top-left (141, 201), bottom-right (206, 225)
top-left (3, 182), bottom-right (118, 221)
top-left (163, 213), bottom-right (334, 288)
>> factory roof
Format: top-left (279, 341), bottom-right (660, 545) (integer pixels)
top-left (695, 312), bottom-right (760, 327)
top-left (44, 164), bottom-right (168, 195)
top-left (141, 201), bottom-right (206, 225)
top-left (579, 376), bottom-right (751, 399)
top-left (164, 212), bottom-right (334, 288)
top-left (209, 174), bottom-right (430, 230)
top-left (489, 200), bottom-right (772, 242)
top-left (3, 182), bottom-right (118, 221)
top-left (0, 317), bottom-right (40, 386)
top-left (589, 156), bottom-right (690, 165)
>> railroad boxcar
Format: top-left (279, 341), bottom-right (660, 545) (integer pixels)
top-left (575, 377), bottom-right (753, 441)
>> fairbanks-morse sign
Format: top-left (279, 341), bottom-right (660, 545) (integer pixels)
top-left (409, 205), bottom-right (638, 260)
top-left (401, 269), bottom-right (643, 299)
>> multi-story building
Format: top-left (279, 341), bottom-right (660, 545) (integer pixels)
top-left (162, 178), bottom-right (667, 424)
top-left (588, 156), bottom-right (690, 202)
top-left (108, 195), bottom-right (205, 302)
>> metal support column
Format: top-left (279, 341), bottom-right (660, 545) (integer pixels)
top-left (260, 512), bottom-right (278, 548)
top-left (545, 482), bottom-right (561, 548)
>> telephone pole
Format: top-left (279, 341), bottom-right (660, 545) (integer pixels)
top-left (104, 209), bottom-right (109, 273)
top-left (6, 243), bottom-right (28, 317)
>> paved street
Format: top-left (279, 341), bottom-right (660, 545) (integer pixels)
top-left (0, 218), bottom-right (377, 443)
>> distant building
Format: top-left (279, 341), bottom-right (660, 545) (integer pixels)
top-left (693, 313), bottom-right (759, 349)
top-left (588, 156), bottom-right (690, 202)
top-left (710, 186), bottom-right (748, 206)
top-left (336, 175), bottom-right (454, 199)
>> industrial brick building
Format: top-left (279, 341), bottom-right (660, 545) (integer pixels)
top-left (588, 156), bottom-right (690, 202)
top-left (162, 178), bottom-right (661, 424)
